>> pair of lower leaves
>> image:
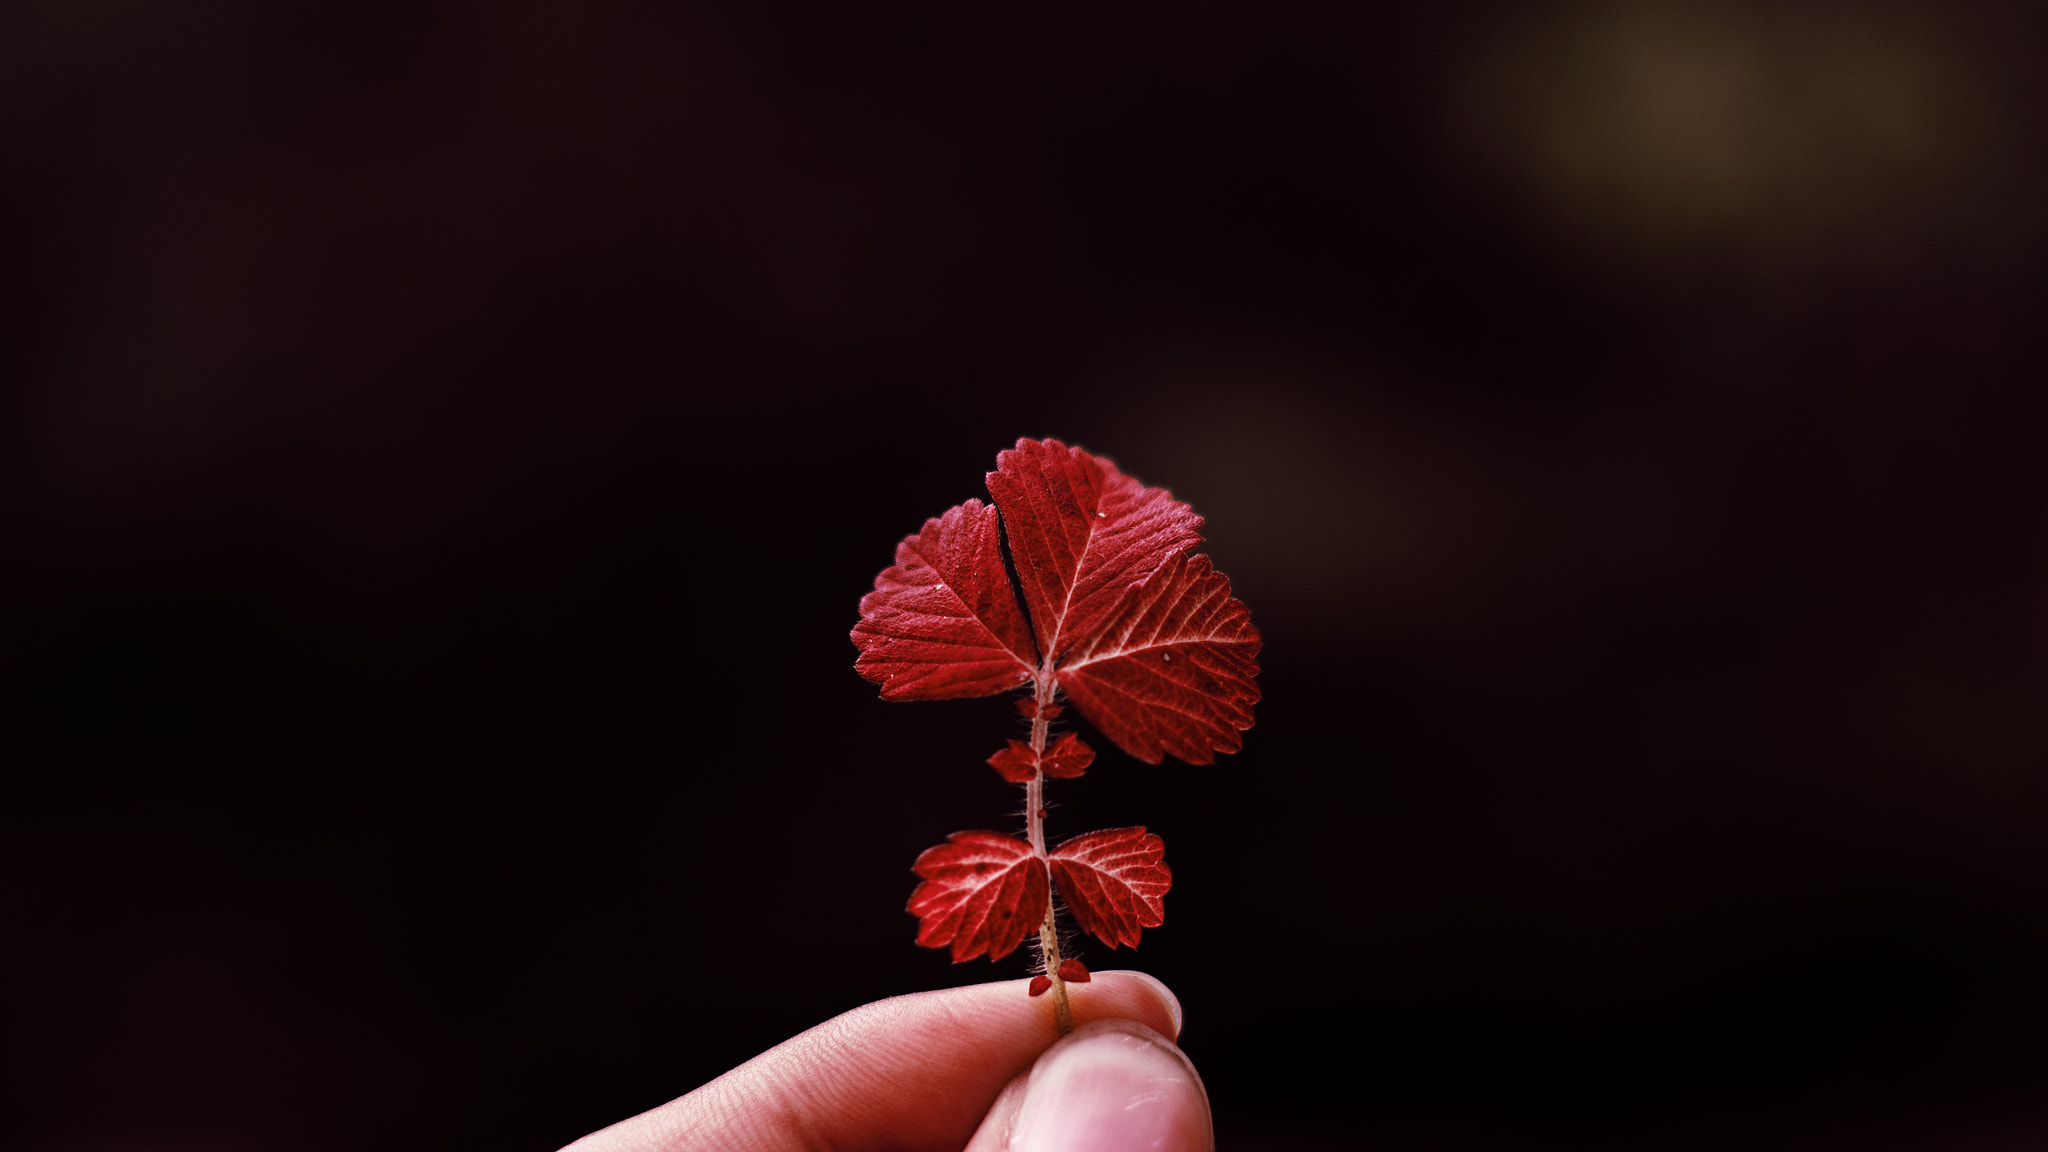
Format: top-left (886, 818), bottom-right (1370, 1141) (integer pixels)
top-left (907, 825), bottom-right (1171, 966)
top-left (1030, 960), bottom-right (1093, 998)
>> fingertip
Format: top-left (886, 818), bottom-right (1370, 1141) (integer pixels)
top-left (1006, 1018), bottom-right (1212, 1152)
top-left (1071, 970), bottom-right (1184, 1041)
top-left (1098, 970), bottom-right (1183, 1038)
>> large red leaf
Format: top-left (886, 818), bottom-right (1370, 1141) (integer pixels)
top-left (985, 439), bottom-right (1205, 667)
top-left (907, 832), bottom-right (1049, 962)
top-left (1054, 551), bottom-right (1261, 764)
top-left (851, 499), bottom-right (1038, 700)
top-left (987, 439), bottom-right (1260, 764)
top-left (1048, 827), bottom-right (1171, 949)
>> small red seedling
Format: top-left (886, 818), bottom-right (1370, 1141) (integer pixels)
top-left (852, 438), bottom-right (1261, 1033)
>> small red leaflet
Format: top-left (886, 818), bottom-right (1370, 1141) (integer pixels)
top-left (852, 438), bottom-right (1260, 1032)
top-left (1028, 960), bottom-right (1091, 998)
top-left (988, 731), bottom-right (1094, 783)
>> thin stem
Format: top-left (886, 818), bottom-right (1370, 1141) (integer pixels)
top-left (1026, 674), bottom-right (1073, 1034)
top-left (1024, 742), bottom-right (1047, 857)
top-left (1039, 904), bottom-right (1072, 1034)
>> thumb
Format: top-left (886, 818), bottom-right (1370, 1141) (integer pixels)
top-left (965, 1017), bottom-right (1213, 1152)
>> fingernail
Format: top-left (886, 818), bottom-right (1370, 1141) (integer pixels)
top-left (1098, 969), bottom-right (1184, 1039)
top-left (1009, 1018), bottom-right (1212, 1152)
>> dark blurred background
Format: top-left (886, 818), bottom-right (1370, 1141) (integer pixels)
top-left (5, 1), bottom-right (2047, 1149)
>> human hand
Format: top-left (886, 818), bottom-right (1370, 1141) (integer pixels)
top-left (561, 971), bottom-right (1208, 1152)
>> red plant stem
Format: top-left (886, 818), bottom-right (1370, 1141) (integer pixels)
top-left (1027, 673), bottom-right (1074, 1035)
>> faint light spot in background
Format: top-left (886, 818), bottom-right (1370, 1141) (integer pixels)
top-left (1444, 1), bottom-right (2019, 282)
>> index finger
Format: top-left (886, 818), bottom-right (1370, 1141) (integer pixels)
top-left (563, 971), bottom-right (1183, 1152)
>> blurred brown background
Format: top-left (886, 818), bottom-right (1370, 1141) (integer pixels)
top-left (4, 1), bottom-right (2047, 1149)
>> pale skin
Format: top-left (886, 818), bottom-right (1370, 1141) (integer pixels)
top-left (561, 971), bottom-right (1210, 1152)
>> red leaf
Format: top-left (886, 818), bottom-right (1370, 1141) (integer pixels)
top-left (986, 741), bottom-right (1037, 784)
top-left (986, 731), bottom-right (1096, 783)
top-left (1040, 732), bottom-right (1094, 779)
top-left (907, 832), bottom-right (1049, 962)
top-left (1028, 975), bottom-right (1052, 997)
top-left (1057, 958), bottom-right (1091, 983)
top-left (986, 439), bottom-right (1205, 668)
top-left (1054, 552), bottom-right (1261, 764)
top-left (852, 500), bottom-right (1038, 701)
top-left (1049, 827), bottom-right (1171, 949)
top-left (984, 439), bottom-right (1260, 765)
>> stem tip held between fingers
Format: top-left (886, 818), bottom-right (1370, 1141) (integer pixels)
top-left (559, 974), bottom-right (1189, 1152)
